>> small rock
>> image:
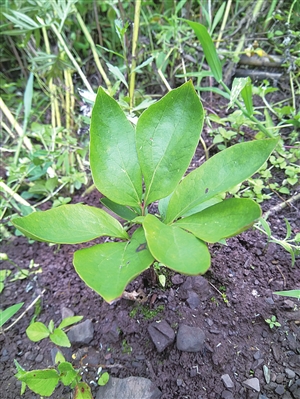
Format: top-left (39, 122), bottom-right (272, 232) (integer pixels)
top-left (282, 392), bottom-right (293, 399)
top-left (61, 306), bottom-right (74, 319)
top-left (242, 377), bottom-right (260, 392)
top-left (285, 368), bottom-right (295, 379)
top-left (176, 378), bottom-right (183, 386)
top-left (67, 319), bottom-right (94, 345)
top-left (253, 351), bottom-right (262, 360)
top-left (35, 354), bottom-right (43, 363)
top-left (176, 324), bottom-right (205, 352)
top-left (274, 385), bottom-right (285, 395)
top-left (221, 390), bottom-right (234, 399)
top-left (171, 274), bottom-right (184, 285)
top-left (263, 365), bottom-right (271, 384)
top-left (282, 299), bottom-right (296, 309)
top-left (258, 394), bottom-right (269, 399)
top-left (148, 320), bottom-right (175, 353)
top-left (96, 376), bottom-right (161, 399)
top-left (271, 345), bottom-right (281, 362)
top-left (221, 374), bottom-right (234, 389)
top-left (276, 374), bottom-right (285, 384)
top-left (252, 359), bottom-right (264, 369)
top-left (186, 291), bottom-right (200, 309)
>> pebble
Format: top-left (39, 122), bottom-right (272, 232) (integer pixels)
top-left (176, 324), bottom-right (205, 352)
top-left (221, 390), bottom-right (234, 399)
top-left (67, 319), bottom-right (94, 345)
top-left (275, 385), bottom-right (285, 395)
top-left (35, 354), bottom-right (43, 363)
top-left (186, 290), bottom-right (200, 309)
top-left (148, 320), bottom-right (175, 353)
top-left (252, 359), bottom-right (264, 369)
top-left (253, 351), bottom-right (262, 360)
top-left (61, 306), bottom-right (74, 319)
top-left (276, 374), bottom-right (285, 384)
top-left (242, 377), bottom-right (260, 392)
top-left (285, 368), bottom-right (295, 379)
top-left (221, 374), bottom-right (234, 389)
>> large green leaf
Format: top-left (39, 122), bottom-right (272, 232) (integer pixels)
top-left (73, 227), bottom-right (154, 303)
top-left (100, 197), bottom-right (138, 221)
top-left (165, 139), bottom-right (278, 223)
top-left (143, 214), bottom-right (210, 275)
top-left (174, 198), bottom-right (261, 243)
top-left (90, 87), bottom-right (142, 207)
top-left (74, 382), bottom-right (93, 399)
top-left (186, 21), bottom-right (222, 83)
top-left (17, 369), bottom-right (59, 396)
top-left (136, 81), bottom-right (204, 205)
top-left (50, 329), bottom-right (71, 347)
top-left (58, 362), bottom-right (78, 386)
top-left (12, 204), bottom-right (128, 244)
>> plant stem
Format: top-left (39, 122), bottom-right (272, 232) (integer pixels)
top-left (75, 8), bottom-right (112, 92)
top-left (51, 23), bottom-right (94, 93)
top-left (129, 0), bottom-right (141, 109)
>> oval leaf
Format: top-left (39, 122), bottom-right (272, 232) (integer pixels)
top-left (50, 329), bottom-right (71, 347)
top-left (12, 204), bottom-right (128, 244)
top-left (58, 362), bottom-right (78, 386)
top-left (165, 138), bottom-right (278, 223)
top-left (18, 369), bottom-right (59, 396)
top-left (26, 322), bottom-right (49, 342)
top-left (143, 214), bottom-right (210, 275)
top-left (90, 87), bottom-right (142, 207)
top-left (174, 198), bottom-right (261, 242)
top-left (186, 21), bottom-right (222, 83)
top-left (136, 81), bottom-right (204, 205)
top-left (73, 227), bottom-right (154, 303)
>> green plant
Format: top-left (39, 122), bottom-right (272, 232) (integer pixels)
top-left (26, 316), bottom-right (83, 347)
top-left (14, 315), bottom-right (94, 398)
top-left (0, 302), bottom-right (24, 328)
top-left (265, 315), bottom-right (281, 329)
top-left (274, 290), bottom-right (300, 300)
top-left (12, 81), bottom-right (278, 303)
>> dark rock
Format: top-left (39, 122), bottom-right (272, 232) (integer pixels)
top-left (276, 374), bottom-right (285, 384)
top-left (148, 320), bottom-right (175, 353)
top-left (252, 359), bottom-right (264, 369)
top-left (180, 276), bottom-right (213, 300)
top-left (171, 274), bottom-right (184, 284)
top-left (186, 290), bottom-right (200, 309)
top-left (176, 324), bottom-right (205, 352)
top-left (67, 319), bottom-right (94, 345)
top-left (96, 376), bottom-right (161, 399)
top-left (61, 306), bottom-right (74, 319)
top-left (35, 354), bottom-right (43, 363)
top-left (274, 385), bottom-right (285, 395)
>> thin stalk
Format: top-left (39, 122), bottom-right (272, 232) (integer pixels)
top-left (51, 23), bottom-right (94, 93)
top-left (74, 8), bottom-right (112, 92)
top-left (129, 0), bottom-right (141, 109)
top-left (216, 0), bottom-right (232, 49)
top-left (219, 82), bottom-right (275, 138)
top-left (64, 69), bottom-right (71, 131)
top-left (0, 181), bottom-right (35, 210)
top-left (0, 97), bottom-right (32, 151)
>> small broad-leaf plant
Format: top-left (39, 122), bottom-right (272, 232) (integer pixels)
top-left (12, 81), bottom-right (278, 303)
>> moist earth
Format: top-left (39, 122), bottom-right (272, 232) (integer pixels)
top-left (1, 182), bottom-right (299, 399)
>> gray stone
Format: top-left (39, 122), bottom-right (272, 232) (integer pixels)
top-left (252, 359), bottom-right (264, 369)
top-left (148, 320), bottom-right (175, 352)
top-left (263, 365), bottom-right (271, 384)
top-left (186, 291), bottom-right (200, 309)
top-left (35, 354), bottom-right (43, 363)
top-left (282, 392), bottom-right (293, 399)
top-left (180, 276), bottom-right (213, 300)
top-left (221, 390), bottom-right (234, 399)
top-left (221, 374), bottom-right (235, 389)
top-left (292, 388), bottom-right (300, 399)
top-left (96, 376), bottom-right (161, 399)
top-left (61, 306), bottom-right (74, 320)
top-left (253, 351), bottom-right (262, 360)
top-left (285, 368), bottom-right (295, 379)
top-left (67, 319), bottom-right (94, 345)
top-left (171, 274), bottom-right (184, 284)
top-left (276, 374), bottom-right (285, 384)
top-left (258, 394), bottom-right (269, 399)
top-left (274, 385), bottom-right (285, 395)
top-left (242, 377), bottom-right (260, 392)
top-left (176, 324), bottom-right (205, 352)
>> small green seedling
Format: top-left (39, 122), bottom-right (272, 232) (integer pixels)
top-left (12, 81), bottom-right (278, 303)
top-left (265, 315), bottom-right (281, 329)
top-left (14, 316), bottom-right (94, 398)
top-left (26, 315), bottom-right (83, 347)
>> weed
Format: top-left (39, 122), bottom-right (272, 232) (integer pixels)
top-left (265, 315), bottom-right (281, 329)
